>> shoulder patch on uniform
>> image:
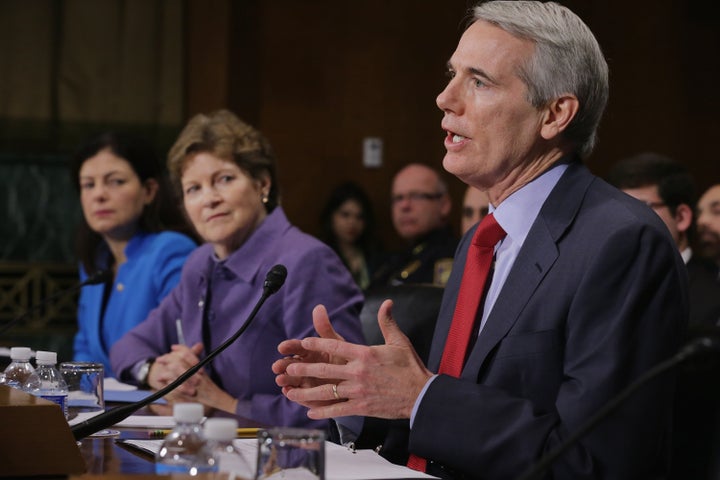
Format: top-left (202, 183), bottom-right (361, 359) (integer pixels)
top-left (433, 258), bottom-right (454, 286)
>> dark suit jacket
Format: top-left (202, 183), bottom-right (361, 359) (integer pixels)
top-left (362, 162), bottom-right (688, 479)
top-left (669, 257), bottom-right (720, 479)
top-left (369, 227), bottom-right (458, 288)
top-left (686, 255), bottom-right (720, 327)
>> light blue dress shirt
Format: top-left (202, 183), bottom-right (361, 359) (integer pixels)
top-left (411, 162), bottom-right (569, 425)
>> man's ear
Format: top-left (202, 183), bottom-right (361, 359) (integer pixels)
top-left (674, 203), bottom-right (693, 234)
top-left (540, 94), bottom-right (579, 141)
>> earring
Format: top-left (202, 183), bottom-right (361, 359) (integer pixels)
top-left (262, 193), bottom-right (269, 204)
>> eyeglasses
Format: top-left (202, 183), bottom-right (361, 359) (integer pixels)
top-left (391, 192), bottom-right (444, 204)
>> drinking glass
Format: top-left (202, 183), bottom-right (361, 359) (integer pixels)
top-left (256, 427), bottom-right (325, 480)
top-left (60, 361), bottom-right (104, 421)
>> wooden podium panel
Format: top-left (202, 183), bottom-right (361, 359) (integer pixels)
top-left (0, 385), bottom-right (86, 477)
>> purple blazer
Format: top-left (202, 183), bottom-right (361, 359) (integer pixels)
top-left (110, 207), bottom-right (365, 428)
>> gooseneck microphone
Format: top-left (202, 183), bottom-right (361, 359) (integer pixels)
top-left (516, 335), bottom-right (720, 480)
top-left (0, 269), bottom-right (112, 337)
top-left (71, 264), bottom-right (288, 441)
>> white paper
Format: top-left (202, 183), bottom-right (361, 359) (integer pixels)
top-left (67, 409), bottom-right (104, 426)
top-left (102, 377), bottom-right (167, 404)
top-left (120, 439), bottom-right (438, 479)
top-left (114, 415), bottom-right (178, 428)
top-left (324, 442), bottom-right (438, 480)
top-left (104, 377), bottom-right (138, 391)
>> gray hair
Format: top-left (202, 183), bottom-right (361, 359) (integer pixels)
top-left (472, 1), bottom-right (609, 158)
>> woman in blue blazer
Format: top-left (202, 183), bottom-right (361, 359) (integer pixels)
top-left (71, 132), bottom-right (197, 376)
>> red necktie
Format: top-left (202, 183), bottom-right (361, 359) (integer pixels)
top-left (407, 213), bottom-right (506, 472)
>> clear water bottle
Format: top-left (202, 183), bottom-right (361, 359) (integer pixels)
top-left (22, 350), bottom-right (68, 419)
top-left (0, 347), bottom-right (35, 389)
top-left (204, 418), bottom-right (254, 476)
top-left (155, 402), bottom-right (217, 475)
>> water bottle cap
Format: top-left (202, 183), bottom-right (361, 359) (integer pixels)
top-left (173, 402), bottom-right (204, 422)
top-left (9, 347), bottom-right (32, 361)
top-left (35, 351), bottom-right (57, 364)
top-left (204, 418), bottom-right (238, 441)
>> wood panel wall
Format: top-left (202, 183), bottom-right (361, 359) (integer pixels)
top-left (186, 0), bottom-right (720, 250)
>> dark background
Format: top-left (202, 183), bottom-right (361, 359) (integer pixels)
top-left (0, 0), bottom-right (718, 260)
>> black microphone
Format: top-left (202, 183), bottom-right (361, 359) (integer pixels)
top-left (0, 269), bottom-right (112, 337)
top-left (516, 335), bottom-right (720, 480)
top-left (71, 264), bottom-right (288, 441)
top-left (263, 264), bottom-right (287, 294)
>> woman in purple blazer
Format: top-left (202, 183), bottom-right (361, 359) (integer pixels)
top-left (110, 110), bottom-right (364, 428)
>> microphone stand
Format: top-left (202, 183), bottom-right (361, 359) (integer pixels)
top-left (516, 337), bottom-right (720, 480)
top-left (0, 270), bottom-right (112, 337)
top-left (71, 265), bottom-right (287, 441)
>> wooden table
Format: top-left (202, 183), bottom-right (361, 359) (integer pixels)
top-left (0, 385), bottom-right (260, 478)
top-left (76, 428), bottom-right (159, 475)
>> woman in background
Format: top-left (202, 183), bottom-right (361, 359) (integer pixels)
top-left (110, 110), bottom-right (364, 428)
top-left (71, 132), bottom-right (197, 376)
top-left (320, 181), bottom-right (381, 290)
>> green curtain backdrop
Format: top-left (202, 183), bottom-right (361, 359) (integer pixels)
top-left (0, 0), bottom-right (184, 152)
top-left (0, 0), bottom-right (184, 261)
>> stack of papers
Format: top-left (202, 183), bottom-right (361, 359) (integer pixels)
top-left (104, 378), bottom-right (438, 479)
top-left (113, 415), bottom-right (179, 429)
top-left (119, 439), bottom-right (438, 480)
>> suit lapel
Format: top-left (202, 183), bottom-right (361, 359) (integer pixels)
top-left (460, 222), bottom-right (557, 379)
top-left (460, 162), bottom-right (595, 378)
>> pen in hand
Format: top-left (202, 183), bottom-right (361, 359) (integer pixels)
top-left (175, 318), bottom-right (186, 346)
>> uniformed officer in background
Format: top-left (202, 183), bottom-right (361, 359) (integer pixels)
top-left (369, 163), bottom-right (458, 288)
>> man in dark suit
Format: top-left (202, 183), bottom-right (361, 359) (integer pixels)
top-left (607, 152), bottom-right (720, 327)
top-left (273, 2), bottom-right (687, 478)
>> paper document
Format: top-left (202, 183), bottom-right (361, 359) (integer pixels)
top-left (119, 439), bottom-right (438, 479)
top-left (104, 377), bottom-right (138, 391)
top-left (114, 415), bottom-right (179, 429)
top-left (67, 410), bottom-right (104, 426)
top-left (103, 377), bottom-right (167, 404)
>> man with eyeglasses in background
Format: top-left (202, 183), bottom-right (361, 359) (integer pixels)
top-left (369, 163), bottom-right (458, 288)
top-left (606, 152), bottom-right (720, 327)
top-left (608, 154), bottom-right (720, 479)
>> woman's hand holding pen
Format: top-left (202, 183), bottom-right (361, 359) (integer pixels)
top-left (150, 342), bottom-right (239, 414)
top-left (150, 342), bottom-right (204, 394)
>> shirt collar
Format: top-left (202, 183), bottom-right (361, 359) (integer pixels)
top-left (680, 247), bottom-right (692, 265)
top-left (492, 161), bottom-right (569, 246)
top-left (210, 207), bottom-right (290, 284)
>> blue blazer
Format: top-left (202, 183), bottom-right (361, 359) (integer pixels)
top-left (73, 231), bottom-right (196, 376)
top-left (391, 162), bottom-right (687, 479)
